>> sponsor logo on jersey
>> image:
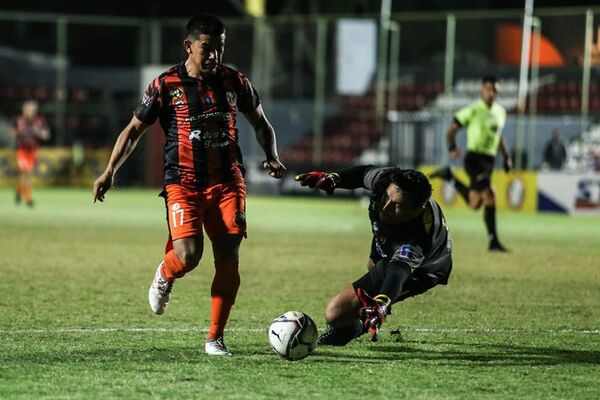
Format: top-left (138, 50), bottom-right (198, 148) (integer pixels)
top-left (391, 244), bottom-right (425, 268)
top-left (188, 129), bottom-right (230, 148)
top-left (184, 112), bottom-right (231, 123)
top-left (141, 93), bottom-right (151, 107)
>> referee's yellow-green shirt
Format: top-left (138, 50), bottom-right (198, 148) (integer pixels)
top-left (454, 99), bottom-right (507, 157)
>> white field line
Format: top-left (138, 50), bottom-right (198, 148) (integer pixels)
top-left (0, 327), bottom-right (598, 334)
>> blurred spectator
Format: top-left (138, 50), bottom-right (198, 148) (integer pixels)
top-left (9, 100), bottom-right (50, 207)
top-left (542, 130), bottom-right (567, 170)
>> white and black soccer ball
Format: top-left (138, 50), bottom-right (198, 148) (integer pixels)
top-left (268, 311), bottom-right (318, 361)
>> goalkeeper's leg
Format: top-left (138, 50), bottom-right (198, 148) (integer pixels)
top-left (319, 284), bottom-right (365, 346)
top-left (352, 259), bottom-right (411, 341)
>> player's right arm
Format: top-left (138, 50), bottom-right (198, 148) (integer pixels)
top-left (447, 103), bottom-right (474, 159)
top-left (92, 115), bottom-right (150, 203)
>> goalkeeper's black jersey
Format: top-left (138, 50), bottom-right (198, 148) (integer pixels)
top-left (339, 165), bottom-right (453, 284)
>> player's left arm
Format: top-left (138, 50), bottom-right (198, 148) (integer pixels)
top-left (499, 136), bottom-right (512, 172)
top-left (243, 105), bottom-right (286, 178)
top-left (34, 117), bottom-right (50, 141)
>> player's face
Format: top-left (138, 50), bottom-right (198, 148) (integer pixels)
top-left (481, 81), bottom-right (498, 105)
top-left (378, 183), bottom-right (422, 224)
top-left (23, 101), bottom-right (38, 118)
top-left (185, 33), bottom-right (225, 76)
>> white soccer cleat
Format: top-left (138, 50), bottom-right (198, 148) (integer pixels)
top-left (148, 261), bottom-right (173, 315)
top-left (205, 337), bottom-right (232, 356)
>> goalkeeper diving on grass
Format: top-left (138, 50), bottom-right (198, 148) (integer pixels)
top-left (295, 166), bottom-right (453, 345)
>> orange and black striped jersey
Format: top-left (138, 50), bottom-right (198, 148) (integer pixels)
top-left (13, 115), bottom-right (47, 152)
top-left (134, 63), bottom-right (260, 187)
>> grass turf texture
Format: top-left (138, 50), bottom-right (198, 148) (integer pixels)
top-left (0, 187), bottom-right (599, 399)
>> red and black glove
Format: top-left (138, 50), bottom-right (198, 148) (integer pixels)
top-left (356, 288), bottom-right (391, 342)
top-left (294, 171), bottom-right (339, 195)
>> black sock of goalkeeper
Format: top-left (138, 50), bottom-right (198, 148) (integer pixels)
top-left (379, 262), bottom-right (411, 304)
top-left (453, 178), bottom-right (469, 203)
top-left (484, 206), bottom-right (498, 242)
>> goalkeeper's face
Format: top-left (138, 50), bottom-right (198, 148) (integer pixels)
top-left (378, 183), bottom-right (423, 224)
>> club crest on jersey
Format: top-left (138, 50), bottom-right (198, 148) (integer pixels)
top-left (225, 91), bottom-right (236, 107)
top-left (169, 87), bottom-right (185, 108)
top-left (169, 87), bottom-right (183, 98)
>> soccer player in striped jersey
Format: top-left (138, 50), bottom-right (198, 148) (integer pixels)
top-left (295, 166), bottom-right (452, 345)
top-left (11, 100), bottom-right (50, 207)
top-left (93, 14), bottom-right (286, 356)
top-left (431, 76), bottom-right (512, 252)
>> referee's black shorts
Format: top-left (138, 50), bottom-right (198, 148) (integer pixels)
top-left (464, 151), bottom-right (495, 191)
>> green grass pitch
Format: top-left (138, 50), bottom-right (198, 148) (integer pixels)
top-left (1, 187), bottom-right (599, 399)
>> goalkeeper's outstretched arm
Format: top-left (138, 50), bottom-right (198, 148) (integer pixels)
top-left (294, 164), bottom-right (377, 194)
top-left (334, 165), bottom-right (375, 189)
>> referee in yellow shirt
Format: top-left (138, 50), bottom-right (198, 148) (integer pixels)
top-left (431, 76), bottom-right (512, 252)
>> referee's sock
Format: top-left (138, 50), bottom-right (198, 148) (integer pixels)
top-left (484, 206), bottom-right (497, 241)
top-left (484, 206), bottom-right (509, 252)
top-left (453, 178), bottom-right (469, 204)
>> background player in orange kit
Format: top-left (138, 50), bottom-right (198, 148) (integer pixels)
top-left (10, 100), bottom-right (50, 207)
top-left (92, 14), bottom-right (286, 356)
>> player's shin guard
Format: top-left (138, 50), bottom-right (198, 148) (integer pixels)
top-left (162, 250), bottom-right (187, 280)
top-left (207, 261), bottom-right (240, 340)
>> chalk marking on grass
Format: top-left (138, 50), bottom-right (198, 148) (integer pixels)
top-left (0, 327), bottom-right (598, 334)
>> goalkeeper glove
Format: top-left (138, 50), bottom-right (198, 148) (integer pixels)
top-left (294, 171), bottom-right (339, 195)
top-left (356, 288), bottom-right (391, 342)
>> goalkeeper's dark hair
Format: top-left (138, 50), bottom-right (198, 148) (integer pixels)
top-left (372, 168), bottom-right (432, 209)
top-left (186, 14), bottom-right (225, 39)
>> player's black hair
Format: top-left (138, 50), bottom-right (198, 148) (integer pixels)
top-left (372, 168), bottom-right (432, 209)
top-left (185, 14), bottom-right (225, 39)
top-left (482, 75), bottom-right (498, 85)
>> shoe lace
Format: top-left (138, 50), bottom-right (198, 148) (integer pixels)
top-left (156, 277), bottom-right (173, 295)
top-left (319, 326), bottom-right (336, 340)
top-left (210, 337), bottom-right (230, 352)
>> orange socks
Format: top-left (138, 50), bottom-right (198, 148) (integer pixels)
top-left (161, 250), bottom-right (187, 281)
top-left (16, 182), bottom-right (33, 204)
top-left (207, 261), bottom-right (240, 340)
top-left (23, 185), bottom-right (32, 204)
top-left (160, 250), bottom-right (240, 339)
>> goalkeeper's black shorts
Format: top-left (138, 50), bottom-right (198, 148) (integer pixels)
top-left (352, 258), bottom-right (442, 304)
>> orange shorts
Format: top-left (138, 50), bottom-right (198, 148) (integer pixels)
top-left (16, 150), bottom-right (36, 173)
top-left (163, 181), bottom-right (247, 241)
